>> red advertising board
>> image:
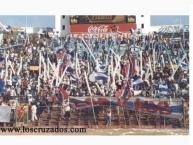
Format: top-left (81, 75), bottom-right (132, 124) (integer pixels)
top-left (70, 23), bottom-right (136, 33)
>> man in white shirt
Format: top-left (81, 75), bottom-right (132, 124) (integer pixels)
top-left (28, 96), bottom-right (33, 105)
top-left (31, 103), bottom-right (37, 121)
top-left (106, 107), bottom-right (111, 126)
top-left (10, 100), bottom-right (17, 120)
top-left (64, 100), bottom-right (71, 120)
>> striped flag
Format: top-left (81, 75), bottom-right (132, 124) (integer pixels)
top-left (98, 63), bottom-right (106, 73)
top-left (0, 57), bottom-right (4, 67)
top-left (159, 82), bottom-right (168, 96)
top-left (54, 45), bottom-right (64, 54)
top-left (70, 74), bottom-right (79, 83)
top-left (159, 26), bottom-right (167, 33)
top-left (59, 86), bottom-right (69, 99)
top-left (115, 80), bottom-right (132, 98)
top-left (125, 56), bottom-right (135, 79)
top-left (47, 27), bottom-right (54, 38)
top-left (69, 49), bottom-right (75, 57)
top-left (94, 72), bottom-right (108, 81)
top-left (130, 28), bottom-right (135, 34)
top-left (117, 31), bottom-right (123, 36)
top-left (132, 75), bottom-right (145, 87)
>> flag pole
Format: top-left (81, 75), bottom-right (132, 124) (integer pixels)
top-left (84, 71), bottom-right (98, 129)
top-left (140, 50), bottom-right (142, 77)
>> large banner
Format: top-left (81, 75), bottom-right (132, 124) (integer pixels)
top-left (0, 106), bottom-right (11, 122)
top-left (70, 23), bottom-right (136, 33)
top-left (69, 96), bottom-right (183, 119)
top-left (70, 33), bottom-right (131, 39)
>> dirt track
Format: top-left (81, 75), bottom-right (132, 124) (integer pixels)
top-left (0, 128), bottom-right (189, 135)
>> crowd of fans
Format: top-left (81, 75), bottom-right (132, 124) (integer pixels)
top-left (0, 30), bottom-right (189, 122)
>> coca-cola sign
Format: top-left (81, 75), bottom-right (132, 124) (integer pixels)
top-left (70, 23), bottom-right (137, 33)
top-left (88, 25), bottom-right (108, 33)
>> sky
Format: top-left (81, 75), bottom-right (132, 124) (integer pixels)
top-left (0, 15), bottom-right (189, 28)
top-left (151, 15), bottom-right (189, 26)
top-left (0, 15), bottom-right (55, 28)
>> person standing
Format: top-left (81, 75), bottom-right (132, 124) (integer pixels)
top-left (64, 100), bottom-right (70, 120)
top-left (36, 99), bottom-right (41, 118)
top-left (31, 103), bottom-right (38, 122)
top-left (106, 107), bottom-right (111, 126)
top-left (10, 101), bottom-right (17, 120)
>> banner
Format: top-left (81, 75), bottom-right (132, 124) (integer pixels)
top-left (70, 23), bottom-right (137, 33)
top-left (0, 106), bottom-right (11, 122)
top-left (70, 33), bottom-right (131, 39)
top-left (69, 96), bottom-right (183, 119)
top-left (78, 15), bottom-right (126, 24)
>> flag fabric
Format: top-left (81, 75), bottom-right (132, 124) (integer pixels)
top-left (59, 86), bottom-right (69, 99)
top-left (115, 80), bottom-right (132, 98)
top-left (125, 56), bottom-right (135, 79)
top-left (130, 28), bottom-right (135, 34)
top-left (98, 63), bottom-right (106, 73)
top-left (37, 28), bottom-right (45, 35)
top-left (53, 45), bottom-right (64, 54)
top-left (19, 32), bottom-right (24, 39)
top-left (159, 26), bottom-right (167, 33)
top-left (47, 27), bottom-right (54, 38)
top-left (137, 29), bottom-right (142, 35)
top-left (132, 75), bottom-right (145, 87)
top-left (117, 31), bottom-right (123, 36)
top-left (159, 82), bottom-right (168, 96)
top-left (48, 32), bottom-right (54, 38)
top-left (80, 61), bottom-right (87, 67)
top-left (66, 60), bottom-right (74, 73)
top-left (0, 57), bottom-right (4, 67)
top-left (180, 62), bottom-right (188, 72)
top-left (6, 26), bottom-right (11, 30)
top-left (94, 72), bottom-right (108, 81)
top-left (70, 74), bottom-right (79, 83)
top-left (0, 79), bottom-right (5, 95)
top-left (69, 49), bottom-right (75, 57)
top-left (181, 62), bottom-right (187, 68)
top-left (47, 27), bottom-right (53, 32)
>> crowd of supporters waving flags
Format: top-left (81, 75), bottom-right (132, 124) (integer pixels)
top-left (0, 25), bottom-right (189, 109)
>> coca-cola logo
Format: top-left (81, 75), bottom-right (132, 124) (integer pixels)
top-left (88, 25), bottom-right (108, 33)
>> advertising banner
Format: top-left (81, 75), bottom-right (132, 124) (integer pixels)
top-left (78, 15), bottom-right (126, 24)
top-left (70, 23), bottom-right (136, 33)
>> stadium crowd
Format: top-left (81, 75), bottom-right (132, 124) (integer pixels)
top-left (0, 30), bottom-right (189, 122)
